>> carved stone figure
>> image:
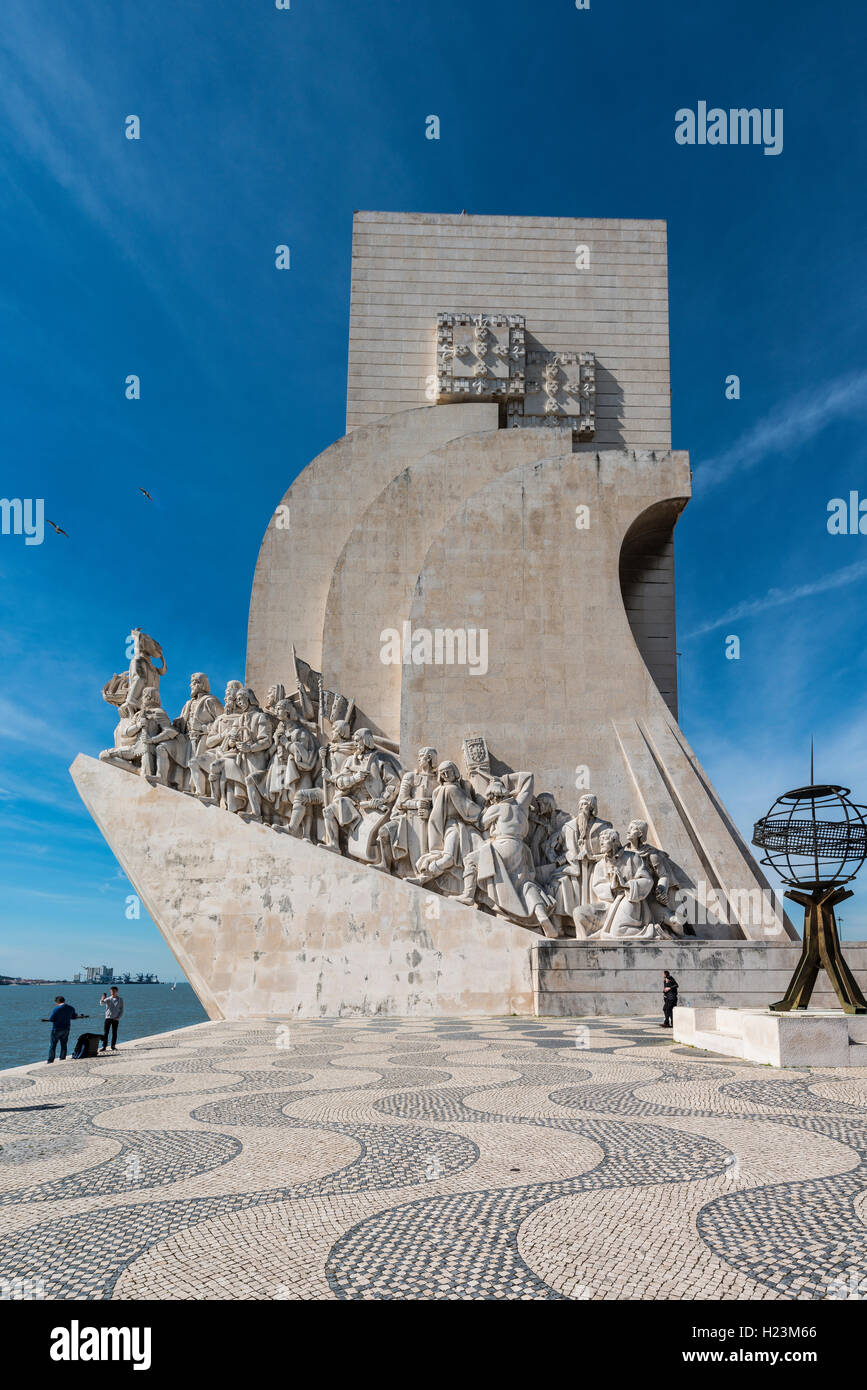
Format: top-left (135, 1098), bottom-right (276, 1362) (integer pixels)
top-left (266, 699), bottom-right (319, 824)
top-left (378, 746), bottom-right (438, 876)
top-left (205, 682), bottom-right (245, 811)
top-left (286, 718), bottom-right (353, 843)
top-left (233, 687), bottom-right (275, 822)
top-left (99, 702), bottom-right (141, 771)
top-left (126, 631), bottom-right (167, 710)
top-left (95, 634), bottom-right (706, 941)
top-left (527, 792), bottom-right (566, 868)
top-left (176, 674), bottom-right (223, 798)
top-left (263, 684), bottom-right (286, 731)
top-left (102, 630), bottom-right (166, 711)
top-left (460, 772), bottom-right (559, 937)
top-left (408, 761), bottom-right (483, 894)
top-left (564, 794), bottom-right (613, 905)
top-left (129, 686), bottom-right (185, 788)
top-left (322, 728), bottom-right (400, 861)
top-left (625, 819), bottom-right (687, 935)
top-left (535, 793), bottom-right (612, 932)
top-left (584, 828), bottom-right (660, 940)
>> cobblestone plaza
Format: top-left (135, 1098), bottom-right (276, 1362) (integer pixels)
top-left (1, 1016), bottom-right (865, 1302)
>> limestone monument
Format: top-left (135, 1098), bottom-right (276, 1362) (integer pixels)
top-left (74, 210), bottom-right (853, 1022)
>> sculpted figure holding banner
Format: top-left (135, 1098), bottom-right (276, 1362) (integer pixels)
top-left (408, 761), bottom-right (483, 894)
top-left (459, 772), bottom-right (560, 937)
top-left (379, 746), bottom-right (438, 875)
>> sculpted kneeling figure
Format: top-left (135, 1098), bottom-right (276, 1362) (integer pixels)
top-left (581, 828), bottom-right (662, 940)
top-left (624, 819), bottom-right (687, 935)
top-left (129, 687), bottom-right (186, 789)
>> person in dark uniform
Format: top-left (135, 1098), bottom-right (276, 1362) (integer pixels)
top-left (660, 970), bottom-right (678, 1028)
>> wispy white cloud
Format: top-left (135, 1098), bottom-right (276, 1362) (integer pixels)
top-left (684, 556), bottom-right (867, 639)
top-left (0, 696), bottom-right (83, 758)
top-left (695, 368), bottom-right (867, 491)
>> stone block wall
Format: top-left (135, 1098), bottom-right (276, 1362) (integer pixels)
top-left (531, 940), bottom-right (867, 1017)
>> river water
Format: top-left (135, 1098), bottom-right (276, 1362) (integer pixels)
top-left (0, 982), bottom-right (208, 1070)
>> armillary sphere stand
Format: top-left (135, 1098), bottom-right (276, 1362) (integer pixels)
top-left (772, 884), bottom-right (867, 1014)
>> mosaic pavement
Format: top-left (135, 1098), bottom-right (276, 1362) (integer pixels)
top-left (0, 1015), bottom-right (866, 1301)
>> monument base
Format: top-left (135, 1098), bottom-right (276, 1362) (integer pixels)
top-left (673, 1005), bottom-right (867, 1067)
top-left (70, 754), bottom-right (534, 1020)
top-left (530, 940), bottom-right (867, 1017)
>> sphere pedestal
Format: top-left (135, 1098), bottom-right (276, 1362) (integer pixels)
top-left (772, 886), bottom-right (867, 1015)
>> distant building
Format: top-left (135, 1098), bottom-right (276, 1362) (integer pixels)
top-left (82, 965), bottom-right (115, 984)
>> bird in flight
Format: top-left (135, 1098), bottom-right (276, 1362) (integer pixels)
top-left (138, 486), bottom-right (153, 501)
top-left (46, 520), bottom-right (69, 537)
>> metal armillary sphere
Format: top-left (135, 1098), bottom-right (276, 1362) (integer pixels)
top-left (753, 783), bottom-right (867, 890)
top-left (752, 770), bottom-right (867, 1014)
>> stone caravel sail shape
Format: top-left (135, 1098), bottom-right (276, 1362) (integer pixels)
top-left (249, 406), bottom-right (793, 947)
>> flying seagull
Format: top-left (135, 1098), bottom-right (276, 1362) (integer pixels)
top-left (46, 519), bottom-right (69, 537)
top-left (138, 486), bottom-right (153, 501)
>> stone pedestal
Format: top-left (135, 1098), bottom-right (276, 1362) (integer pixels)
top-left (70, 754), bottom-right (533, 1021)
top-left (673, 1005), bottom-right (867, 1067)
top-left (530, 939), bottom-right (867, 1017)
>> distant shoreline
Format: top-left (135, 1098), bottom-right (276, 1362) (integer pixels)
top-left (0, 982), bottom-right (207, 1070)
top-left (0, 977), bottom-right (165, 986)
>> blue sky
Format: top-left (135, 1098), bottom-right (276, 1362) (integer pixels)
top-left (2, 0), bottom-right (867, 976)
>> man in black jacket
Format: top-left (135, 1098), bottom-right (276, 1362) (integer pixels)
top-left (661, 971), bottom-right (678, 1028)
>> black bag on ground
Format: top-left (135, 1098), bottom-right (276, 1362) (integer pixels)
top-left (72, 1032), bottom-right (102, 1059)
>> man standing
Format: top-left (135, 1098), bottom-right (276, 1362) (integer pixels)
top-left (42, 996), bottom-right (88, 1063)
top-left (100, 985), bottom-right (124, 1052)
top-left (661, 970), bottom-right (679, 1028)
